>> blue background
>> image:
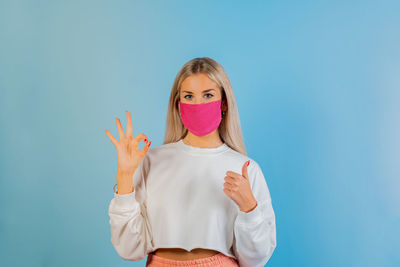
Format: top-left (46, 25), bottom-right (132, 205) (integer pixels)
top-left (1, 1), bottom-right (399, 266)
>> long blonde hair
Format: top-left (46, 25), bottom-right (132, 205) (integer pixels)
top-left (163, 57), bottom-right (247, 156)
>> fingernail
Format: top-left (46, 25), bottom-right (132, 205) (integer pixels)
top-left (247, 160), bottom-right (250, 166)
top-left (149, 141), bottom-right (151, 146)
top-left (144, 139), bottom-right (147, 142)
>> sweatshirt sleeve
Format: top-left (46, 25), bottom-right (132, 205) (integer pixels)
top-left (108, 156), bottom-right (155, 261)
top-left (232, 160), bottom-right (277, 267)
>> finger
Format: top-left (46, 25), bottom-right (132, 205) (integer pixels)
top-left (223, 186), bottom-right (233, 194)
top-left (135, 133), bottom-right (148, 143)
top-left (224, 182), bottom-right (235, 191)
top-left (242, 160), bottom-right (250, 179)
top-left (115, 117), bottom-right (125, 140)
top-left (226, 171), bottom-right (242, 180)
top-left (105, 129), bottom-right (118, 146)
top-left (126, 110), bottom-right (133, 138)
top-left (224, 175), bottom-right (237, 184)
top-left (140, 140), bottom-right (151, 153)
top-left (223, 188), bottom-right (232, 196)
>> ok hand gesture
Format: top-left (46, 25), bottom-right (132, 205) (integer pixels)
top-left (105, 110), bottom-right (151, 194)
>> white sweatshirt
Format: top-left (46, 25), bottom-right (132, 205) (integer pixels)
top-left (108, 139), bottom-right (277, 267)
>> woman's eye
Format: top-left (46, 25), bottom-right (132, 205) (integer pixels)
top-left (184, 94), bottom-right (213, 99)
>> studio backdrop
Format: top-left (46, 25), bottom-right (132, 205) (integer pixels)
top-left (0, 1), bottom-right (399, 267)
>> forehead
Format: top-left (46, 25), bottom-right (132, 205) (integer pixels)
top-left (180, 73), bottom-right (219, 92)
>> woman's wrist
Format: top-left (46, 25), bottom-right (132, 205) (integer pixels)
top-left (240, 200), bottom-right (258, 213)
top-left (115, 169), bottom-right (135, 194)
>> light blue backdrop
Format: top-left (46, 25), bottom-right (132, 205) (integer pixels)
top-left (1, 1), bottom-right (399, 266)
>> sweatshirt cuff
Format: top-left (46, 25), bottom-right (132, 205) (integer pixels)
top-left (235, 201), bottom-right (264, 227)
top-left (112, 190), bottom-right (137, 209)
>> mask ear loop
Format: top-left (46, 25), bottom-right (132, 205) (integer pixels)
top-left (221, 88), bottom-right (226, 116)
top-left (221, 98), bottom-right (226, 116)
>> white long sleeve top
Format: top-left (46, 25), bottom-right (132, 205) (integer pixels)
top-left (108, 139), bottom-right (277, 267)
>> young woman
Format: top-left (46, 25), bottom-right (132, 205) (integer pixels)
top-left (105, 57), bottom-right (277, 267)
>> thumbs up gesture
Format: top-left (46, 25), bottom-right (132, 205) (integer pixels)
top-left (223, 160), bottom-right (258, 213)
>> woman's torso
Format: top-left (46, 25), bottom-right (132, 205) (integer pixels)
top-left (139, 140), bottom-right (254, 259)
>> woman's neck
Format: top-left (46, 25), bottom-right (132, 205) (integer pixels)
top-left (182, 131), bottom-right (223, 148)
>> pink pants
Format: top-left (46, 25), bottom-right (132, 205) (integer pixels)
top-left (146, 252), bottom-right (239, 267)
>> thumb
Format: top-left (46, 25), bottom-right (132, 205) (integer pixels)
top-left (242, 160), bottom-right (250, 179)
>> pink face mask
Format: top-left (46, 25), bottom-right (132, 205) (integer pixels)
top-left (179, 99), bottom-right (222, 137)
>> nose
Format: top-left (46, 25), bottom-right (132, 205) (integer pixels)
top-left (193, 99), bottom-right (209, 105)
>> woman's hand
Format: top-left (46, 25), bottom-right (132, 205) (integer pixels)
top-left (223, 160), bottom-right (258, 213)
top-left (105, 110), bottom-right (151, 194)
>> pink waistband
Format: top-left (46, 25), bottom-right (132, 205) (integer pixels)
top-left (146, 252), bottom-right (239, 266)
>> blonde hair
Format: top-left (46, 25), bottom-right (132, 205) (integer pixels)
top-left (163, 57), bottom-right (247, 156)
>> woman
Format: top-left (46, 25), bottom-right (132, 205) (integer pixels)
top-left (105, 57), bottom-right (277, 267)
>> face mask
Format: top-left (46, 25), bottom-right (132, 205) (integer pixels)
top-left (179, 99), bottom-right (222, 137)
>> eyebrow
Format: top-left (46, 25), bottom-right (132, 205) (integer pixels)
top-left (182, 89), bottom-right (216, 93)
